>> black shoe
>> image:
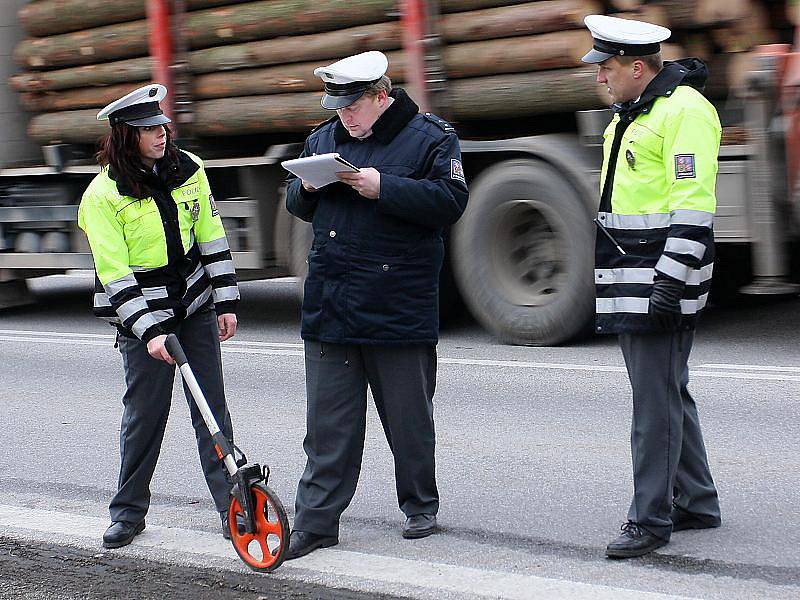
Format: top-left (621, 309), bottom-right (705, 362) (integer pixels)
top-left (606, 522), bottom-right (668, 558)
top-left (285, 531), bottom-right (339, 560)
top-left (402, 514), bottom-right (438, 539)
top-left (103, 520), bottom-right (145, 549)
top-left (220, 511), bottom-right (248, 540)
top-left (670, 504), bottom-right (721, 532)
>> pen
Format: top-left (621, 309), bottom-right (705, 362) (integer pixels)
top-left (594, 218), bottom-right (627, 255)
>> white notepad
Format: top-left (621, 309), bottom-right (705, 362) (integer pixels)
top-left (281, 153), bottom-right (360, 189)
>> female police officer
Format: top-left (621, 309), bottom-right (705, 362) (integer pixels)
top-left (78, 84), bottom-right (240, 548)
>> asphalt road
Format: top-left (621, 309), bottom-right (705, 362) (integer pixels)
top-left (1, 274), bottom-right (799, 599)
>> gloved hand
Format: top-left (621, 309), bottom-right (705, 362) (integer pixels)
top-left (648, 277), bottom-right (685, 330)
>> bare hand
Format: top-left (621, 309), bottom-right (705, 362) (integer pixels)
top-left (301, 180), bottom-right (317, 192)
top-left (147, 334), bottom-right (174, 364)
top-left (218, 313), bottom-right (238, 342)
top-left (337, 168), bottom-right (380, 199)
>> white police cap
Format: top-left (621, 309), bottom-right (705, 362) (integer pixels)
top-left (96, 83), bottom-right (172, 127)
top-left (313, 51), bottom-right (389, 110)
top-left (581, 15), bottom-right (671, 64)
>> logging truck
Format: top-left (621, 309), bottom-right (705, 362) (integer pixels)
top-left (1, 0), bottom-right (798, 344)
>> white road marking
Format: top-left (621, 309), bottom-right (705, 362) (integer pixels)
top-left (698, 363), bottom-right (800, 373)
top-left (1, 330), bottom-right (798, 382)
top-left (0, 504), bottom-right (698, 600)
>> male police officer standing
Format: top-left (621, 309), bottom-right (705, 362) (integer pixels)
top-left (284, 51), bottom-right (468, 559)
top-left (582, 16), bottom-right (722, 558)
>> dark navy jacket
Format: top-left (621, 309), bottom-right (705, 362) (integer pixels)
top-left (285, 89), bottom-right (468, 345)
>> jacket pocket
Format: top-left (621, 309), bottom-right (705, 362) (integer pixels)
top-left (346, 250), bottom-right (438, 335)
top-left (120, 202), bottom-right (164, 262)
top-left (302, 246), bottom-right (326, 332)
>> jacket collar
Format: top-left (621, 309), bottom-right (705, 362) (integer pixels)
top-left (333, 88), bottom-right (420, 144)
top-left (614, 58), bottom-right (708, 117)
top-left (107, 148), bottom-right (199, 198)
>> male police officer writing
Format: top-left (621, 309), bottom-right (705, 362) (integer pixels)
top-left (582, 17), bottom-right (722, 558)
top-left (284, 51), bottom-right (468, 559)
top-left (78, 85), bottom-right (240, 548)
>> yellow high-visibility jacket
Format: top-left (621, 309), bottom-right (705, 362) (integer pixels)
top-left (595, 59), bottom-right (721, 334)
top-left (78, 149), bottom-right (239, 342)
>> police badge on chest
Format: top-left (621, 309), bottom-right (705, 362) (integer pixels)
top-left (190, 200), bottom-right (200, 222)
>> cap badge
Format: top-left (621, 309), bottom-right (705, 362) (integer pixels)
top-left (149, 88), bottom-right (158, 97)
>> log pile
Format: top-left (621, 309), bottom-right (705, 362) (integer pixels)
top-left (8, 0), bottom-right (794, 148)
top-left (605, 0), bottom-right (793, 100)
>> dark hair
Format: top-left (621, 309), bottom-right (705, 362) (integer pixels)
top-left (364, 75), bottom-right (392, 97)
top-left (615, 52), bottom-right (663, 73)
top-left (96, 123), bottom-right (180, 199)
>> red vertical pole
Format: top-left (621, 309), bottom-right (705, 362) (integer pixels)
top-left (401, 0), bottom-right (430, 113)
top-left (786, 25), bottom-right (800, 192)
top-left (146, 0), bottom-right (174, 130)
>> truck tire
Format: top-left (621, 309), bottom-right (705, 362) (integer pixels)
top-left (452, 159), bottom-right (594, 345)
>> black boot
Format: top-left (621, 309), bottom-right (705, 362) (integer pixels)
top-left (220, 511), bottom-right (247, 540)
top-left (606, 522), bottom-right (667, 558)
top-left (402, 514), bottom-right (438, 539)
top-left (285, 531), bottom-right (339, 560)
top-left (103, 520), bottom-right (145, 549)
top-left (670, 504), bottom-right (721, 532)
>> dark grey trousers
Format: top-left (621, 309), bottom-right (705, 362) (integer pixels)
top-left (294, 341), bottom-right (439, 537)
top-left (110, 307), bottom-right (233, 523)
top-left (619, 330), bottom-right (720, 540)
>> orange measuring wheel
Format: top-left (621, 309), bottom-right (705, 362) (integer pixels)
top-left (228, 482), bottom-right (290, 572)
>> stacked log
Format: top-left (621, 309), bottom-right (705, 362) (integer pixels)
top-left (10, 0), bottom-right (793, 147)
top-left (606, 0), bottom-right (790, 100)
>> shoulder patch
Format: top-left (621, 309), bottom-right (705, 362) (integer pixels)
top-left (450, 158), bottom-right (465, 183)
top-left (423, 112), bottom-right (455, 133)
top-left (674, 154), bottom-right (696, 179)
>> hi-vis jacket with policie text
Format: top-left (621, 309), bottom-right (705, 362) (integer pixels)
top-left (78, 150), bottom-right (239, 342)
top-left (595, 58), bottom-right (721, 334)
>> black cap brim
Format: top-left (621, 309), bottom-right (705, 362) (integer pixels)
top-left (320, 90), bottom-right (366, 110)
top-left (581, 48), bottom-right (616, 64)
top-left (125, 113), bottom-right (172, 127)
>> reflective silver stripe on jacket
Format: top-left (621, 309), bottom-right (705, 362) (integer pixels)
top-left (93, 292), bottom-right (112, 308)
top-left (117, 296), bottom-right (150, 322)
top-left (151, 309), bottom-right (175, 324)
top-left (595, 264), bottom-right (713, 286)
top-left (596, 293), bottom-right (709, 314)
top-left (597, 212), bottom-right (671, 230)
top-left (671, 209), bottom-right (713, 228)
top-left (186, 262), bottom-right (205, 289)
top-left (186, 286), bottom-right (213, 316)
top-left (664, 237), bottom-right (707, 260)
top-left (198, 236), bottom-right (230, 255)
top-left (213, 285), bottom-right (240, 303)
top-left (130, 311), bottom-right (161, 339)
top-left (141, 286), bottom-right (169, 301)
top-left (104, 273), bottom-right (138, 297)
top-left (204, 259), bottom-right (235, 279)
top-left (654, 255), bottom-right (692, 283)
